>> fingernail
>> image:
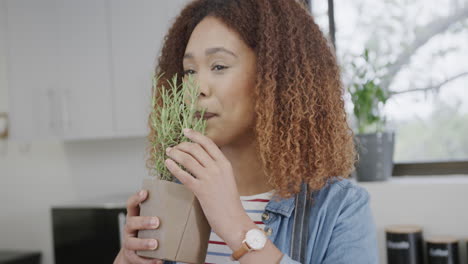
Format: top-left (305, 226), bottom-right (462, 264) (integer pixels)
top-left (148, 239), bottom-right (158, 250)
top-left (183, 128), bottom-right (191, 134)
top-left (150, 217), bottom-right (159, 228)
top-left (139, 190), bottom-right (145, 197)
top-left (166, 147), bottom-right (172, 153)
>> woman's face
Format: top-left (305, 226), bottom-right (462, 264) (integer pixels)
top-left (183, 16), bottom-right (257, 147)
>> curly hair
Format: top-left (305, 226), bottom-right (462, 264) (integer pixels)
top-left (146, 0), bottom-right (357, 200)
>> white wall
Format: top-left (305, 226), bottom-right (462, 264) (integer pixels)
top-left (0, 1), bottom-right (161, 263)
top-left (0, 138), bottom-right (149, 264)
top-left (0, 0), bottom-right (7, 114)
top-left (360, 177), bottom-right (468, 264)
top-left (1, 4), bottom-right (148, 258)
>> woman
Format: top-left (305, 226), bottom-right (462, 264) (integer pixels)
top-left (114, 0), bottom-right (379, 263)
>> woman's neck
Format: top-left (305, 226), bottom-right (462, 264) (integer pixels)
top-left (220, 133), bottom-right (272, 196)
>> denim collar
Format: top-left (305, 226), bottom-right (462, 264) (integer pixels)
top-left (264, 177), bottom-right (339, 218)
top-left (265, 193), bottom-right (296, 218)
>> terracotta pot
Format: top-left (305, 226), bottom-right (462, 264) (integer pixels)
top-left (137, 178), bottom-right (211, 264)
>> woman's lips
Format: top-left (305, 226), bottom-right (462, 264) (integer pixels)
top-left (194, 112), bottom-right (217, 120)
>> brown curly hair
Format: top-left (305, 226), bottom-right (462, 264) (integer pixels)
top-left (146, 0), bottom-right (356, 200)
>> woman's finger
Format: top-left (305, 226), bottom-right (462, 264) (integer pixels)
top-left (123, 248), bottom-right (162, 264)
top-left (125, 216), bottom-right (160, 234)
top-left (126, 190), bottom-right (148, 217)
top-left (172, 141), bottom-right (213, 168)
top-left (165, 158), bottom-right (198, 189)
top-left (166, 147), bottom-right (205, 179)
top-left (124, 236), bottom-right (159, 251)
top-left (183, 128), bottom-right (227, 164)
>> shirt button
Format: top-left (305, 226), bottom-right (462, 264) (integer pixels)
top-left (261, 212), bottom-right (270, 221)
top-left (264, 227), bottom-right (273, 236)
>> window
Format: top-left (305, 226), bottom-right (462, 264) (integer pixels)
top-left (310, 0), bottom-right (468, 174)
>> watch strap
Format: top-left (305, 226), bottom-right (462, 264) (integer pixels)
top-left (231, 240), bottom-right (251, 261)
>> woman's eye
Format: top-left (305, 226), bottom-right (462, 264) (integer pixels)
top-left (183, 65), bottom-right (227, 75)
top-left (183, 69), bottom-right (195, 75)
top-left (212, 65), bottom-right (227, 71)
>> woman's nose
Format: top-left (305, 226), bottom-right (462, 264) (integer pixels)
top-left (194, 76), bottom-right (211, 97)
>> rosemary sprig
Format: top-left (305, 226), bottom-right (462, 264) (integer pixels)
top-left (150, 73), bottom-right (207, 181)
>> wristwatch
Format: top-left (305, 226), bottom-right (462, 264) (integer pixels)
top-left (230, 228), bottom-right (268, 261)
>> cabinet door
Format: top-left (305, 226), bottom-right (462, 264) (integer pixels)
top-left (56, 0), bottom-right (114, 140)
top-left (5, 0), bottom-right (62, 140)
top-left (109, 0), bottom-right (190, 137)
top-left (6, 0), bottom-right (191, 141)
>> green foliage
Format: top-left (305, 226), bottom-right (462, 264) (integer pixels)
top-left (395, 100), bottom-right (468, 162)
top-left (149, 73), bottom-right (207, 181)
top-left (348, 48), bottom-right (390, 134)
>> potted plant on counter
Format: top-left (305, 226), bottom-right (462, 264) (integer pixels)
top-left (137, 73), bottom-right (210, 263)
top-left (347, 48), bottom-right (395, 182)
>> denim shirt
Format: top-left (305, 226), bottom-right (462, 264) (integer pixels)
top-left (165, 177), bottom-right (379, 264)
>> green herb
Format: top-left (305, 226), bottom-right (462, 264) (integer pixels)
top-left (347, 48), bottom-right (390, 134)
top-left (149, 73), bottom-right (207, 181)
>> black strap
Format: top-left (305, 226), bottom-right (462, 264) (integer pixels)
top-left (290, 182), bottom-right (311, 263)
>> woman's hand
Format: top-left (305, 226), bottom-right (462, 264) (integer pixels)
top-left (164, 128), bottom-right (253, 246)
top-left (114, 190), bottom-right (164, 264)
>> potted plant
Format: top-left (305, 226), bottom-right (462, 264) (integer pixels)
top-left (347, 48), bottom-right (395, 182)
top-left (137, 73), bottom-right (210, 263)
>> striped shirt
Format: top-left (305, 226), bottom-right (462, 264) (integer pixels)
top-left (176, 189), bottom-right (275, 264)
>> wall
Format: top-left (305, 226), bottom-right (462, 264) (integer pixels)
top-left (0, 137), bottom-right (149, 264)
top-left (0, 1), bottom-right (157, 263)
top-left (0, 3), bottom-right (147, 259)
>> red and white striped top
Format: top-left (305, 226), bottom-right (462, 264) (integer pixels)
top-left (176, 189), bottom-right (275, 264)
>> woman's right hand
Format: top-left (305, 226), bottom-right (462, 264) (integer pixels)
top-left (114, 190), bottom-right (163, 264)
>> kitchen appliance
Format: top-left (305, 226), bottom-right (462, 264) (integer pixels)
top-left (51, 194), bottom-right (130, 264)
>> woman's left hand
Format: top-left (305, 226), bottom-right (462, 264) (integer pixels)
top-left (164, 128), bottom-right (252, 245)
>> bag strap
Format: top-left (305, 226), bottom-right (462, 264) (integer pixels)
top-left (290, 182), bottom-right (311, 263)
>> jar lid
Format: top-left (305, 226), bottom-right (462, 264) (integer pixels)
top-left (426, 236), bottom-right (458, 244)
top-left (385, 225), bottom-right (422, 234)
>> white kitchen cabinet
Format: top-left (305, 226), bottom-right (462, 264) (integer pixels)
top-left (5, 0), bottom-right (62, 140)
top-left (6, 0), bottom-right (114, 141)
top-left (108, 0), bottom-right (190, 137)
top-left (5, 0), bottom-right (190, 141)
top-left (56, 0), bottom-right (114, 140)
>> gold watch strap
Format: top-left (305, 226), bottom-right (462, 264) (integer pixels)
top-left (231, 241), bottom-right (251, 261)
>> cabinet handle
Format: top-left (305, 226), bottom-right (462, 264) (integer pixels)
top-left (61, 89), bottom-right (71, 131)
top-left (47, 88), bottom-right (58, 132)
top-left (117, 212), bottom-right (127, 248)
top-left (0, 112), bottom-right (8, 139)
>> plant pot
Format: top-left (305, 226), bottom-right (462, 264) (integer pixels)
top-left (355, 131), bottom-right (395, 182)
top-left (137, 178), bottom-right (211, 263)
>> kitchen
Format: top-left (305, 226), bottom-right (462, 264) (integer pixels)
top-left (1, 0), bottom-right (468, 264)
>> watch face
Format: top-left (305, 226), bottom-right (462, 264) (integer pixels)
top-left (245, 228), bottom-right (267, 250)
